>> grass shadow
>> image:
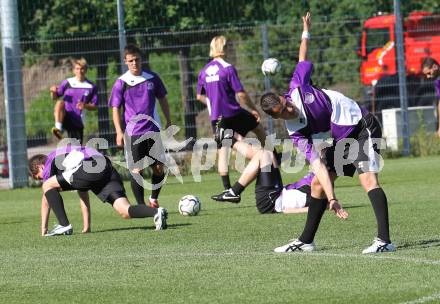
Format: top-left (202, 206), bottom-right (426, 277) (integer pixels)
top-left (397, 239), bottom-right (440, 250)
top-left (92, 222), bottom-right (192, 233)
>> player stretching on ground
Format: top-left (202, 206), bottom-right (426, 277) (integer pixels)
top-left (196, 35), bottom-right (267, 193)
top-left (260, 12), bottom-right (395, 254)
top-left (29, 146), bottom-right (167, 236)
top-left (50, 58), bottom-right (98, 144)
top-left (109, 44), bottom-right (171, 208)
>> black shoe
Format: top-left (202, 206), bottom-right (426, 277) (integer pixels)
top-left (211, 189), bottom-right (241, 203)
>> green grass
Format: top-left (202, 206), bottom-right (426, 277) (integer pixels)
top-left (1, 156), bottom-right (440, 303)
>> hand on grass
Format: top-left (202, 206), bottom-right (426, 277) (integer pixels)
top-left (329, 200), bottom-right (348, 219)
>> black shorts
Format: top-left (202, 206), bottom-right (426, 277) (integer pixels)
top-left (323, 113), bottom-right (383, 177)
top-left (254, 166), bottom-right (283, 214)
top-left (124, 134), bottom-right (166, 170)
top-left (211, 110), bottom-right (259, 147)
top-left (56, 156), bottom-right (126, 204)
top-left (63, 114), bottom-right (84, 144)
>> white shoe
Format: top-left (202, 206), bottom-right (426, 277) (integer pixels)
top-left (153, 207), bottom-right (168, 230)
top-left (274, 239), bottom-right (315, 253)
top-left (45, 224), bottom-right (73, 236)
top-left (362, 238), bottom-right (396, 254)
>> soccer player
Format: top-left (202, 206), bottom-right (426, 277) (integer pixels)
top-left (421, 57), bottom-right (440, 137)
top-left (50, 58), bottom-right (98, 144)
top-left (196, 35), bottom-right (267, 192)
top-left (260, 12), bottom-right (395, 254)
top-left (109, 44), bottom-right (171, 208)
top-left (28, 146), bottom-right (168, 236)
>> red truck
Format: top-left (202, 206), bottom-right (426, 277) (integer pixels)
top-left (358, 11), bottom-right (440, 113)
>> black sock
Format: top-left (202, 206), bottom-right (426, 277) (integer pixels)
top-left (45, 189), bottom-right (69, 226)
top-left (128, 205), bottom-right (157, 218)
top-left (368, 188), bottom-right (391, 243)
top-left (151, 173), bottom-right (165, 200)
top-left (130, 173), bottom-right (145, 205)
top-left (221, 175), bottom-right (231, 189)
top-left (231, 182), bottom-right (245, 196)
top-left (298, 197), bottom-right (327, 244)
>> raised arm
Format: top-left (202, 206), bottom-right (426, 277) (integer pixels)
top-left (298, 12), bottom-right (311, 62)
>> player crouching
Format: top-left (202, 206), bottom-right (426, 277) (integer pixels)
top-left (28, 145), bottom-right (168, 236)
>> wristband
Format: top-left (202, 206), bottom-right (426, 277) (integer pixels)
top-left (302, 31), bottom-right (310, 40)
top-left (328, 198), bottom-right (337, 203)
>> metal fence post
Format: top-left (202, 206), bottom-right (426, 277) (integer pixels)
top-left (394, 0), bottom-right (410, 155)
top-left (261, 23), bottom-right (273, 135)
top-left (1, 0), bottom-right (28, 188)
top-left (117, 0), bottom-right (127, 73)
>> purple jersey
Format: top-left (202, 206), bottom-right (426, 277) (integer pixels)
top-left (284, 61), bottom-right (368, 162)
top-left (434, 79), bottom-right (440, 100)
top-left (42, 146), bottom-right (102, 181)
top-left (285, 172), bottom-right (314, 191)
top-left (197, 58), bottom-right (244, 120)
top-left (56, 77), bottom-right (98, 128)
top-left (109, 71), bottom-right (167, 136)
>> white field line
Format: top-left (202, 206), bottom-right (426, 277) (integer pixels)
top-left (25, 250), bottom-right (440, 266)
top-left (399, 292), bottom-right (440, 304)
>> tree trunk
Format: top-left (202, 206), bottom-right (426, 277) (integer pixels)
top-left (96, 58), bottom-right (113, 147)
top-left (177, 47), bottom-right (197, 143)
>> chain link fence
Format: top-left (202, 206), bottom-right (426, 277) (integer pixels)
top-left (1, 11), bottom-right (439, 188)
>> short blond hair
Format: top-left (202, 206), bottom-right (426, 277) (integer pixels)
top-left (71, 57), bottom-right (88, 69)
top-left (209, 36), bottom-right (227, 58)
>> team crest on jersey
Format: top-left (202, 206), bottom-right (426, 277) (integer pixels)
top-left (206, 65), bottom-right (220, 83)
top-left (304, 92), bottom-right (315, 104)
top-left (147, 82), bottom-right (154, 90)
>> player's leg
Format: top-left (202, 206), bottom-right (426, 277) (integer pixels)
top-left (42, 176), bottom-right (73, 235)
top-left (52, 100), bottom-right (65, 139)
top-left (251, 123), bottom-right (267, 147)
top-left (77, 191), bottom-right (91, 233)
top-left (212, 147), bottom-right (265, 203)
top-left (359, 172), bottom-right (394, 253)
top-left (111, 196), bottom-right (168, 230)
top-left (150, 162), bottom-right (165, 208)
top-left (355, 113), bottom-right (394, 253)
top-left (126, 135), bottom-right (147, 205)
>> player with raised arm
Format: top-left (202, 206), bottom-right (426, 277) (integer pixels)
top-left (260, 12), bottom-right (395, 254)
top-left (50, 58), bottom-right (98, 144)
top-left (109, 44), bottom-right (171, 208)
top-left (29, 146), bottom-right (168, 236)
top-left (196, 35), bottom-right (267, 193)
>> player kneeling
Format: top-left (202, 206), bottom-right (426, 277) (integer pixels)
top-left (29, 145), bottom-right (168, 236)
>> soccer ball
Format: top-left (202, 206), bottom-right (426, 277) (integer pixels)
top-left (178, 195), bottom-right (201, 216)
top-left (261, 58), bottom-right (281, 76)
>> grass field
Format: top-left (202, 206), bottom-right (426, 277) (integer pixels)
top-left (0, 156), bottom-right (439, 304)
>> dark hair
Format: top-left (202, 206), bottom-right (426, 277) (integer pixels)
top-left (124, 44), bottom-right (142, 58)
top-left (260, 92), bottom-right (281, 115)
top-left (421, 57), bottom-right (439, 69)
top-left (28, 154), bottom-right (47, 178)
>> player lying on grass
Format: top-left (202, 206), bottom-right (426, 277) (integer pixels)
top-left (28, 145), bottom-right (168, 236)
top-left (260, 12), bottom-right (394, 254)
top-left (211, 139), bottom-right (345, 216)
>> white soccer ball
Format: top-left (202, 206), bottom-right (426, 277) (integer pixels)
top-left (261, 58), bottom-right (281, 76)
top-left (178, 195), bottom-right (201, 216)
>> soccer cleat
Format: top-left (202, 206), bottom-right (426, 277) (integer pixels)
top-left (362, 238), bottom-right (396, 254)
top-left (274, 239), bottom-right (315, 253)
top-left (149, 197), bottom-right (159, 208)
top-left (211, 189), bottom-right (241, 203)
top-left (45, 224), bottom-right (73, 236)
top-left (153, 207), bottom-right (168, 230)
top-left (51, 127), bottom-right (63, 140)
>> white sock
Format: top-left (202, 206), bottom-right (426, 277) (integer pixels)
top-left (55, 122), bottom-right (63, 131)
